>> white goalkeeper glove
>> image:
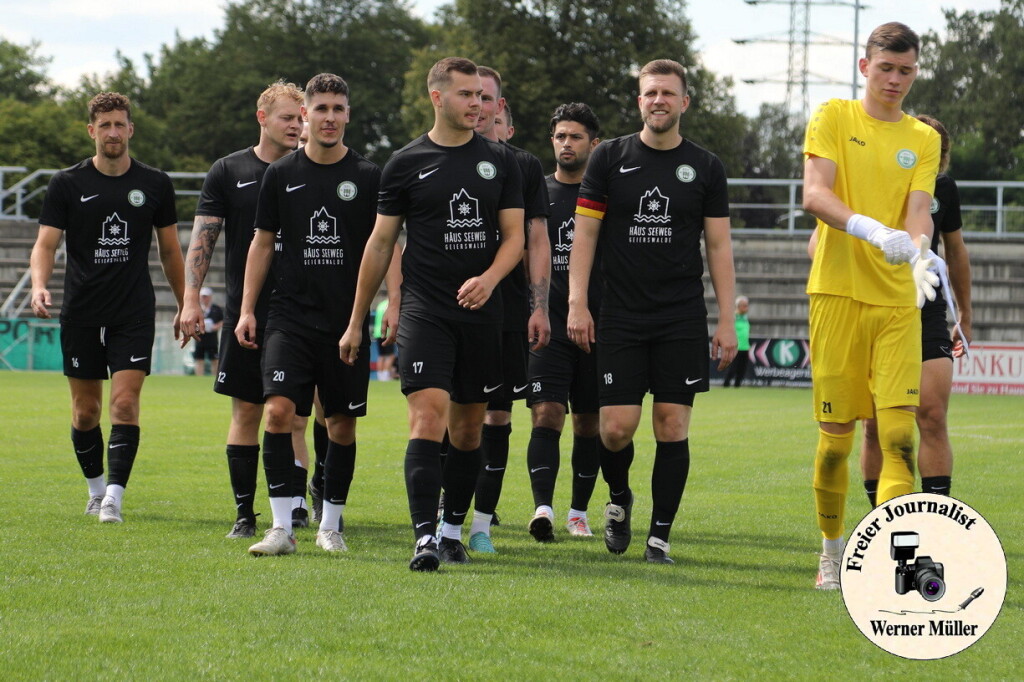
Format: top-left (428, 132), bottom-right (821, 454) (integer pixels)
top-left (910, 235), bottom-right (943, 309)
top-left (846, 214), bottom-right (916, 264)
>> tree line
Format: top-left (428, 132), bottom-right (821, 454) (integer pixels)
top-left (2, 0), bottom-right (1021, 224)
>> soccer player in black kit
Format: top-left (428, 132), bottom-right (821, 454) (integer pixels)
top-left (340, 57), bottom-right (525, 571)
top-left (179, 82), bottom-right (305, 539)
top-left (568, 60), bottom-right (738, 564)
top-left (468, 66), bottom-right (551, 553)
top-left (237, 73), bottom-right (381, 556)
top-left (525, 102), bottom-right (603, 541)
top-left (30, 92), bottom-right (186, 524)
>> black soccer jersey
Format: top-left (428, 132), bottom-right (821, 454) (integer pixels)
top-left (546, 175), bottom-right (601, 342)
top-left (195, 147), bottom-right (273, 325)
top-left (924, 173), bottom-right (963, 313)
top-left (38, 157), bottom-right (178, 326)
top-left (577, 133), bottom-right (730, 322)
top-left (378, 133), bottom-right (524, 324)
top-left (497, 143), bottom-right (550, 331)
top-left (253, 148), bottom-right (380, 342)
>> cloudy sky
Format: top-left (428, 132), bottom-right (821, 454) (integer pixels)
top-left (1, 0), bottom-right (1002, 116)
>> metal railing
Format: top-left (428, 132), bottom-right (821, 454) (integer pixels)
top-left (3, 169), bottom-right (1023, 235)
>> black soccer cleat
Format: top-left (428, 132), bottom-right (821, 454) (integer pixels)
top-left (226, 516), bottom-right (258, 539)
top-left (409, 538), bottom-right (440, 572)
top-left (603, 491), bottom-right (633, 555)
top-left (438, 537), bottom-right (471, 564)
top-left (528, 511), bottom-right (555, 543)
top-left (292, 507), bottom-right (310, 529)
top-left (644, 537), bottom-right (674, 565)
top-left (491, 510), bottom-right (501, 526)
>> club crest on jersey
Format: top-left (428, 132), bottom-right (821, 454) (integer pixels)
top-left (552, 217), bottom-right (574, 270)
top-left (307, 206), bottom-right (341, 245)
top-left (896, 149), bottom-right (917, 169)
top-left (675, 164), bottom-right (696, 183)
top-left (445, 189), bottom-right (488, 251)
top-left (629, 187), bottom-right (673, 244)
top-left (337, 181), bottom-right (357, 201)
top-left (930, 197), bottom-right (940, 214)
top-left (476, 161), bottom-right (496, 180)
top-left (128, 190), bottom-right (145, 207)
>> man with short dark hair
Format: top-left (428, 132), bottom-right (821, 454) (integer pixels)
top-left (524, 102), bottom-right (603, 541)
top-left (179, 81), bottom-right (306, 539)
top-left (802, 22), bottom-right (942, 589)
top-left (466, 65), bottom-right (551, 554)
top-left (237, 73), bottom-right (381, 557)
top-left (30, 92), bottom-right (185, 524)
top-left (340, 57), bottom-right (525, 571)
top-left (569, 59), bottom-right (737, 565)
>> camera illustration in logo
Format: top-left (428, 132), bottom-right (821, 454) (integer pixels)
top-left (891, 531), bottom-right (945, 601)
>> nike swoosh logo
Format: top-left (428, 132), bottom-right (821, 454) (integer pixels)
top-left (512, 384), bottom-right (528, 393)
top-left (940, 346), bottom-right (951, 355)
top-left (75, 445), bottom-right (97, 454)
top-left (236, 180), bottom-right (257, 188)
top-left (80, 194), bottom-right (99, 202)
top-left (484, 465), bottom-right (505, 472)
top-left (285, 184), bottom-right (305, 192)
top-left (619, 166), bottom-right (641, 173)
top-left (109, 443), bottom-right (128, 449)
top-left (452, 511), bottom-right (466, 517)
top-left (530, 466), bottom-right (550, 473)
top-left (348, 402), bottom-right (367, 410)
top-left (130, 355), bottom-right (148, 362)
top-left (483, 384), bottom-right (502, 393)
top-left (418, 168), bottom-right (439, 179)
top-left (235, 494), bottom-right (251, 500)
top-left (684, 377), bottom-right (701, 385)
top-left (577, 473), bottom-right (597, 478)
top-left (655, 521), bottom-right (671, 526)
top-left (269, 482), bottom-right (287, 489)
top-left (415, 521), bottom-right (432, 528)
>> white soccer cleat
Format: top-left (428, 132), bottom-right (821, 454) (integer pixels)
top-left (248, 527), bottom-right (297, 556)
top-left (85, 496), bottom-right (103, 516)
top-left (98, 496), bottom-right (123, 523)
top-left (816, 553), bottom-right (841, 590)
top-left (315, 529), bottom-right (348, 553)
top-left (566, 516), bottom-right (593, 537)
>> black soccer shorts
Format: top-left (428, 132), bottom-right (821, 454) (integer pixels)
top-left (61, 319), bottom-right (154, 379)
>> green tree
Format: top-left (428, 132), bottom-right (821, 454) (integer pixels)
top-left (0, 38), bottom-right (52, 102)
top-left (400, 0), bottom-right (746, 175)
top-left (913, 0), bottom-right (1024, 180)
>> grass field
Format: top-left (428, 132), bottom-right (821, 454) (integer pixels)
top-left (2, 372), bottom-right (1021, 679)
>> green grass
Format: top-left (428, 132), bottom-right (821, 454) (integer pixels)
top-left (1, 373), bottom-right (1021, 679)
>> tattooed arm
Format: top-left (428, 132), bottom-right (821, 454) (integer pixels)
top-left (179, 215), bottom-right (224, 345)
top-left (526, 215), bottom-right (551, 350)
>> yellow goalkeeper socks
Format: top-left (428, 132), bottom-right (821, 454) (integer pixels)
top-left (813, 427), bottom-right (854, 540)
top-left (876, 407), bottom-right (916, 505)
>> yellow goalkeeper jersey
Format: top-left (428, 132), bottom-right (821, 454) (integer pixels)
top-left (804, 98), bottom-right (940, 306)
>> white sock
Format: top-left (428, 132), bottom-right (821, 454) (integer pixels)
top-left (535, 505), bottom-right (554, 519)
top-left (440, 522), bottom-right (462, 541)
top-left (321, 502), bottom-right (344, 532)
top-left (292, 496), bottom-right (307, 511)
top-left (270, 497), bottom-right (293, 532)
top-left (104, 484), bottom-right (125, 505)
top-left (87, 475), bottom-right (105, 498)
top-left (567, 508), bottom-right (587, 521)
top-left (469, 511), bottom-right (492, 536)
top-left (823, 536), bottom-right (845, 557)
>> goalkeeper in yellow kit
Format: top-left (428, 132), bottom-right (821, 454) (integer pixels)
top-left (801, 21), bottom-right (942, 590)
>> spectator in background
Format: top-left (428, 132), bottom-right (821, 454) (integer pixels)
top-left (193, 286), bottom-right (224, 376)
top-left (723, 295), bottom-right (750, 387)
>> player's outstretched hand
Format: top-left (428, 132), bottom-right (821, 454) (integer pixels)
top-left (566, 305), bottom-right (595, 354)
top-left (339, 326), bottom-right (362, 366)
top-left (235, 313), bottom-right (259, 349)
top-left (30, 288), bottom-right (52, 319)
top-left (711, 323), bottom-right (738, 371)
top-left (528, 308), bottom-right (550, 351)
top-left (911, 236), bottom-right (941, 308)
top-left (457, 275), bottom-right (495, 310)
top-left (179, 296), bottom-right (204, 345)
top-left (846, 214), bottom-right (915, 264)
